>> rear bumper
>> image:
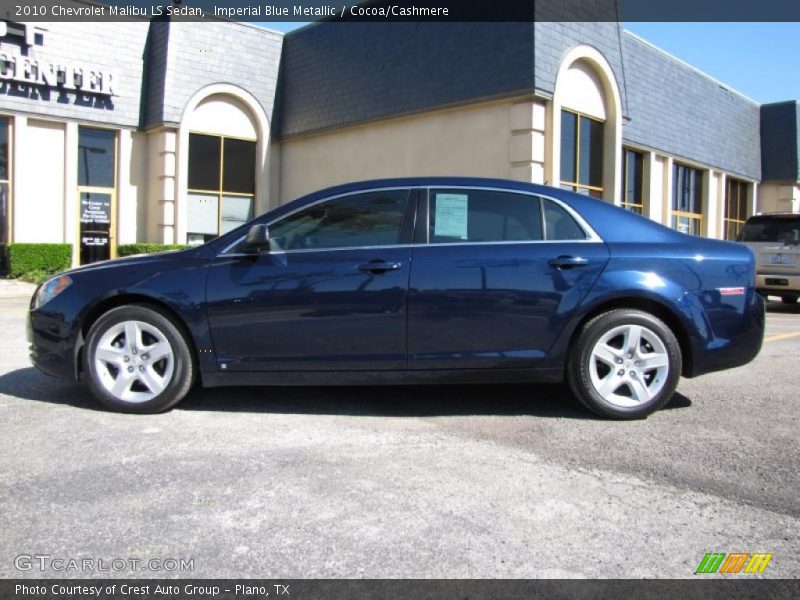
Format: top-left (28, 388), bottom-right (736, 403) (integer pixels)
top-left (757, 273), bottom-right (800, 297)
top-left (688, 291), bottom-right (765, 378)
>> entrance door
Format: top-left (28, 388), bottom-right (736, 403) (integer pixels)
top-left (77, 127), bottom-right (116, 264)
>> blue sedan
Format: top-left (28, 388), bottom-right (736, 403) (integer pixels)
top-left (27, 178), bottom-right (764, 418)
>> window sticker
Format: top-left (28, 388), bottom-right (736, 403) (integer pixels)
top-left (434, 194), bottom-right (469, 239)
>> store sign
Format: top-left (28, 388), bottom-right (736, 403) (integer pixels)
top-left (80, 193), bottom-right (111, 264)
top-left (0, 21), bottom-right (117, 99)
top-left (80, 195), bottom-right (111, 227)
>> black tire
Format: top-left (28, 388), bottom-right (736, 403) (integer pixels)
top-left (83, 304), bottom-right (195, 414)
top-left (567, 309), bottom-right (682, 420)
top-left (780, 296), bottom-right (798, 304)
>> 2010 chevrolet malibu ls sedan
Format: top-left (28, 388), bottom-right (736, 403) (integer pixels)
top-left (28, 178), bottom-right (764, 419)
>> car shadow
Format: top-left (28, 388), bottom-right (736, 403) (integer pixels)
top-left (0, 366), bottom-right (692, 419)
top-left (765, 298), bottom-right (800, 314)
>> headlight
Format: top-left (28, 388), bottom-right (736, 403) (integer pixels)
top-left (33, 274), bottom-right (73, 310)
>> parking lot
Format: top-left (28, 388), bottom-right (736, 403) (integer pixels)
top-left (0, 285), bottom-right (798, 579)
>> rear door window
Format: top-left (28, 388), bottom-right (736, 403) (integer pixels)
top-left (428, 189), bottom-right (543, 244)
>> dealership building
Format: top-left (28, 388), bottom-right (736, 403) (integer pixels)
top-left (1, 7), bottom-right (799, 266)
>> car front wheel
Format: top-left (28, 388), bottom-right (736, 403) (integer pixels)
top-left (83, 304), bottom-right (194, 413)
top-left (567, 309), bottom-right (682, 419)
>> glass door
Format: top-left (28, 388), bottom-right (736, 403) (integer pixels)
top-left (77, 127), bottom-right (116, 264)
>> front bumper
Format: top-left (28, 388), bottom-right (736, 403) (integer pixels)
top-left (27, 307), bottom-right (80, 382)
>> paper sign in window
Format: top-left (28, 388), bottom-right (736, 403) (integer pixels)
top-left (435, 194), bottom-right (469, 240)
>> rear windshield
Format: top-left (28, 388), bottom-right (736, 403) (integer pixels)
top-left (738, 215), bottom-right (800, 243)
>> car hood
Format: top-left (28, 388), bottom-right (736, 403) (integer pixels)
top-left (63, 248), bottom-right (199, 277)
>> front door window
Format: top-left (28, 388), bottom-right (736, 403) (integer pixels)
top-left (267, 189), bottom-right (410, 252)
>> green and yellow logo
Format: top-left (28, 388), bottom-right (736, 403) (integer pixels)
top-left (695, 552), bottom-right (773, 574)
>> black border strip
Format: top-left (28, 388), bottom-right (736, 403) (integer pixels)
top-left (1, 0), bottom-right (800, 23)
top-left (3, 579), bottom-right (800, 600)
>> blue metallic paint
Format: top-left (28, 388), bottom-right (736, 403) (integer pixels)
top-left (27, 178), bottom-right (764, 389)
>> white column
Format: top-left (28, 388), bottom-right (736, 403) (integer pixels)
top-left (703, 169), bottom-right (723, 239)
top-left (117, 129), bottom-right (137, 245)
top-left (146, 129), bottom-right (177, 244)
top-left (64, 122), bottom-right (78, 266)
top-left (748, 181), bottom-right (759, 216)
top-left (11, 115), bottom-right (26, 243)
top-left (644, 151), bottom-right (662, 224)
top-left (509, 99), bottom-right (547, 184)
top-left (717, 172), bottom-right (727, 240)
top-left (663, 156), bottom-right (674, 227)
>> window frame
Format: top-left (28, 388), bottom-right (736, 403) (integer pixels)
top-left (221, 186), bottom-right (603, 256)
top-left (724, 178), bottom-right (749, 241)
top-left (419, 187), bottom-right (600, 246)
top-left (221, 186), bottom-right (416, 255)
top-left (621, 147), bottom-right (645, 214)
top-left (0, 115), bottom-right (12, 244)
top-left (671, 162), bottom-right (704, 236)
top-left (560, 108), bottom-right (605, 198)
top-left (187, 131), bottom-right (257, 244)
top-left (77, 125), bottom-right (118, 263)
top-left (426, 188), bottom-right (545, 245)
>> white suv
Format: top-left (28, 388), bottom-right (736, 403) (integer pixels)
top-left (738, 213), bottom-right (800, 304)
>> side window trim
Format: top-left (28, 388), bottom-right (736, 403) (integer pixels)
top-left (397, 188), bottom-right (419, 246)
top-left (220, 186), bottom-right (415, 255)
top-left (421, 186), bottom-right (602, 246)
top-left (413, 188), bottom-right (430, 245)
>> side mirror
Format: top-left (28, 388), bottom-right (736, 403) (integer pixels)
top-left (245, 223), bottom-right (270, 253)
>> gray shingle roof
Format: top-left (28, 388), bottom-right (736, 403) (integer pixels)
top-left (274, 22), bottom-right (535, 138)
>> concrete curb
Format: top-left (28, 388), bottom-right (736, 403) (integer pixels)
top-left (0, 279), bottom-right (37, 298)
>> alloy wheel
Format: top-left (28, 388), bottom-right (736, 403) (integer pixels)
top-left (93, 320), bottom-right (175, 403)
top-left (588, 324), bottom-right (670, 407)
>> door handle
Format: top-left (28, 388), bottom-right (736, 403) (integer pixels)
top-left (359, 260), bottom-right (402, 274)
top-left (548, 255), bottom-right (589, 269)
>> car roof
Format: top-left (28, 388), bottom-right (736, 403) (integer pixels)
top-left (205, 177), bottom-right (690, 255)
top-left (279, 177), bottom-right (684, 244)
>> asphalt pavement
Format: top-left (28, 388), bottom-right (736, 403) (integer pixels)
top-left (0, 286), bottom-right (798, 578)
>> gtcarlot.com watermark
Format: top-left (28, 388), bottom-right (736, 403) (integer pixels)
top-left (14, 554), bottom-right (194, 573)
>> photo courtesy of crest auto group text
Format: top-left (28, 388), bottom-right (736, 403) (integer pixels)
top-left (0, 0), bottom-right (798, 597)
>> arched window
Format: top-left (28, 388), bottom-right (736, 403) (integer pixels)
top-left (185, 94), bottom-right (259, 244)
top-left (552, 48), bottom-right (622, 204)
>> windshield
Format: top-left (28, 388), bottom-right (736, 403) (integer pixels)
top-left (738, 215), bottom-right (800, 243)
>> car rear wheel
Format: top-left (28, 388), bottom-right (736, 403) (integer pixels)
top-left (567, 309), bottom-right (682, 419)
top-left (83, 304), bottom-right (194, 413)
